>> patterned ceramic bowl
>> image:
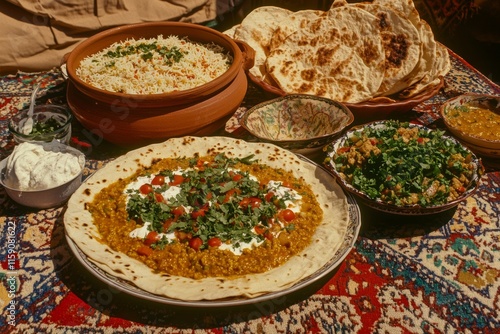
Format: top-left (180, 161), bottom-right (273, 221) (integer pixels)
top-left (440, 93), bottom-right (500, 158)
top-left (240, 94), bottom-right (354, 155)
top-left (324, 120), bottom-right (483, 215)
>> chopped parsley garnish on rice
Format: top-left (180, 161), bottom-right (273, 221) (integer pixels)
top-left (76, 35), bottom-right (232, 94)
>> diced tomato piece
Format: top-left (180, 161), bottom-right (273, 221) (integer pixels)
top-left (281, 181), bottom-right (293, 189)
top-left (169, 174), bottom-right (185, 186)
top-left (154, 193), bottom-right (164, 203)
top-left (191, 205), bottom-right (208, 219)
top-left (417, 137), bottom-right (424, 144)
top-left (137, 245), bottom-right (153, 257)
top-left (206, 192), bottom-right (213, 200)
top-left (264, 230), bottom-right (274, 241)
top-left (224, 188), bottom-right (240, 203)
top-left (151, 175), bottom-right (165, 186)
top-left (139, 184), bottom-right (153, 195)
top-left (196, 159), bottom-right (205, 169)
top-left (279, 209), bottom-right (296, 222)
top-left (172, 206), bottom-right (185, 216)
top-left (337, 146), bottom-right (351, 154)
top-left (189, 237), bottom-right (203, 251)
top-left (265, 191), bottom-right (275, 202)
top-left (254, 225), bottom-right (265, 235)
top-left (144, 231), bottom-right (160, 246)
top-left (232, 173), bottom-right (243, 182)
top-left (207, 237), bottom-right (222, 247)
top-left (240, 197), bottom-right (262, 209)
top-left (249, 197), bottom-right (262, 208)
top-left (163, 218), bottom-right (175, 231)
top-left (239, 197), bottom-right (251, 208)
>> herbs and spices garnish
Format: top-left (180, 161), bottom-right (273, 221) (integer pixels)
top-left (125, 154), bottom-right (301, 253)
top-left (29, 116), bottom-right (63, 135)
top-left (104, 42), bottom-right (185, 66)
top-left (328, 120), bottom-right (476, 207)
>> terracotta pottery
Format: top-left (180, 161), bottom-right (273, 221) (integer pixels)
top-left (67, 68), bottom-right (248, 145)
top-left (66, 22), bottom-right (253, 108)
top-left (65, 22), bottom-right (255, 145)
top-left (248, 72), bottom-right (444, 122)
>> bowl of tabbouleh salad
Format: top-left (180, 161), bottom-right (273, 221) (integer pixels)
top-left (324, 120), bottom-right (483, 215)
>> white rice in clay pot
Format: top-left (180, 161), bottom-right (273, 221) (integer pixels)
top-left (76, 35), bottom-right (232, 94)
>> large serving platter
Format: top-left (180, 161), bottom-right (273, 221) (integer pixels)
top-left (64, 141), bottom-right (361, 307)
top-left (66, 192), bottom-right (359, 308)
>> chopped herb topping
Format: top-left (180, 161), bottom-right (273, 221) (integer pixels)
top-left (126, 154), bottom-right (298, 251)
top-left (328, 120), bottom-right (476, 206)
top-left (29, 116), bottom-right (63, 135)
top-left (105, 42), bottom-right (185, 66)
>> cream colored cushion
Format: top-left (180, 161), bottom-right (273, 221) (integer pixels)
top-left (0, 0), bottom-right (217, 74)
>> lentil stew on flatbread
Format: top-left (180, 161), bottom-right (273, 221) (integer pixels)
top-left (64, 137), bottom-right (350, 301)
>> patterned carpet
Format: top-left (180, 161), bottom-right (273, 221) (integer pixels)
top-left (1, 48), bottom-right (500, 333)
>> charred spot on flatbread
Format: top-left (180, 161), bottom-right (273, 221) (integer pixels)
top-left (266, 6), bottom-right (385, 103)
top-left (234, 0), bottom-right (448, 102)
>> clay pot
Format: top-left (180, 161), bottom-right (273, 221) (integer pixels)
top-left (65, 22), bottom-right (254, 145)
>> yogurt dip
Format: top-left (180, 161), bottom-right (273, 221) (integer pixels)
top-left (3, 141), bottom-right (84, 191)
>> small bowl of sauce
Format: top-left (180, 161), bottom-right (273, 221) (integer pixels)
top-left (441, 93), bottom-right (500, 158)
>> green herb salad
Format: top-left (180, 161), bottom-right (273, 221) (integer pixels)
top-left (326, 120), bottom-right (480, 207)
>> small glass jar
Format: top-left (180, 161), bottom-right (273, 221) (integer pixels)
top-left (8, 104), bottom-right (72, 144)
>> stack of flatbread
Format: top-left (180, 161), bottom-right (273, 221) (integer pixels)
top-left (224, 0), bottom-right (450, 104)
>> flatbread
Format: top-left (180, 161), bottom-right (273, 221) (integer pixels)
top-left (64, 137), bottom-right (350, 301)
top-left (222, 24), bottom-right (239, 38)
top-left (399, 41), bottom-right (450, 98)
top-left (265, 5), bottom-right (385, 103)
top-left (231, 0), bottom-right (448, 102)
top-left (268, 9), bottom-right (326, 51)
top-left (233, 6), bottom-right (293, 83)
top-left (351, 3), bottom-right (421, 96)
top-left (373, 0), bottom-right (442, 97)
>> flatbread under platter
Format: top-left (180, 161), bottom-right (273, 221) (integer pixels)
top-left (64, 137), bottom-right (350, 301)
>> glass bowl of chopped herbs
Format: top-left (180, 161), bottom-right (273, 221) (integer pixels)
top-left (9, 104), bottom-right (72, 144)
top-left (324, 120), bottom-right (483, 215)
